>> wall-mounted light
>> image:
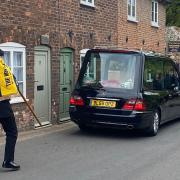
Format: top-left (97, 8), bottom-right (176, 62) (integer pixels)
top-left (157, 41), bottom-right (160, 47)
top-left (126, 36), bottom-right (128, 43)
top-left (142, 39), bottom-right (145, 45)
top-left (107, 32), bottom-right (112, 41)
top-left (67, 30), bottom-right (74, 40)
top-left (90, 32), bottom-right (94, 40)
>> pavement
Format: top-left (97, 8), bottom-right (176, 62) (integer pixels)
top-left (0, 121), bottom-right (75, 145)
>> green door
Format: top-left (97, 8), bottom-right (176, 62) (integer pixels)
top-left (59, 48), bottom-right (73, 121)
top-left (34, 47), bottom-right (51, 127)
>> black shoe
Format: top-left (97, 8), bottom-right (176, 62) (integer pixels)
top-left (2, 161), bottom-right (20, 171)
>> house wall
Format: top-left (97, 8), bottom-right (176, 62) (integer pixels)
top-left (118, 0), bottom-right (166, 53)
top-left (59, 0), bottom-right (118, 80)
top-left (0, 0), bottom-right (62, 134)
top-left (0, 0), bottom-right (167, 135)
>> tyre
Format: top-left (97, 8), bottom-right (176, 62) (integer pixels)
top-left (146, 110), bottom-right (160, 136)
top-left (78, 124), bottom-right (90, 132)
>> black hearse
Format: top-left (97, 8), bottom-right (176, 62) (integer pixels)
top-left (69, 49), bottom-right (180, 136)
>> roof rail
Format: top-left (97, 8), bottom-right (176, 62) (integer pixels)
top-left (93, 46), bottom-right (141, 52)
top-left (93, 45), bottom-right (119, 49)
top-left (143, 51), bottom-right (164, 56)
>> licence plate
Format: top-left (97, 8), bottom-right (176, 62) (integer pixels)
top-left (91, 99), bottom-right (116, 108)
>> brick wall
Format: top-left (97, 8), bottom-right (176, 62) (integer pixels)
top-left (0, 0), bottom-right (62, 135)
top-left (118, 0), bottom-right (166, 53)
top-left (59, 0), bottom-right (118, 80)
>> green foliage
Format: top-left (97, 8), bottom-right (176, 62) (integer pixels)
top-left (166, 0), bottom-right (180, 27)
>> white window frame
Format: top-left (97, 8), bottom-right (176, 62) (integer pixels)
top-left (151, 0), bottom-right (159, 27)
top-left (80, 0), bottom-right (95, 7)
top-left (0, 42), bottom-right (26, 104)
top-left (127, 0), bottom-right (137, 22)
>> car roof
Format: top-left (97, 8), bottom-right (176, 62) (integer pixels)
top-left (89, 48), bottom-right (141, 54)
top-left (88, 48), bottom-right (168, 59)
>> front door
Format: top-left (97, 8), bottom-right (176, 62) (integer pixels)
top-left (59, 48), bottom-right (73, 121)
top-left (34, 47), bottom-right (51, 126)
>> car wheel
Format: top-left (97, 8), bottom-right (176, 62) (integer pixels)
top-left (146, 110), bottom-right (160, 136)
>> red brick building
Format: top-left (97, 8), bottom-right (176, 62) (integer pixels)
top-left (0, 0), bottom-right (168, 134)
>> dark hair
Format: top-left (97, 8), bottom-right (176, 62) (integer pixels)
top-left (0, 49), bottom-right (4, 56)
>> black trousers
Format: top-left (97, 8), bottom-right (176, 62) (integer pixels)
top-left (0, 113), bottom-right (18, 162)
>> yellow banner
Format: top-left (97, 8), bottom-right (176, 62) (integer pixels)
top-left (0, 57), bottom-right (18, 97)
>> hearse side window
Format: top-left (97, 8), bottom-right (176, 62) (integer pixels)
top-left (84, 57), bottom-right (96, 80)
top-left (143, 58), bottom-right (164, 91)
top-left (164, 61), bottom-right (179, 90)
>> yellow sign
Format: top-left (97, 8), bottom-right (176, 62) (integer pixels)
top-left (0, 57), bottom-right (18, 98)
top-left (91, 99), bottom-right (116, 108)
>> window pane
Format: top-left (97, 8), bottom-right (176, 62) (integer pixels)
top-left (132, 0), bottom-right (135, 6)
top-left (155, 12), bottom-right (157, 22)
top-left (0, 42), bottom-right (26, 97)
top-left (143, 59), bottom-right (164, 90)
top-left (4, 51), bottom-right (11, 66)
top-left (80, 56), bottom-right (85, 68)
top-left (152, 12), bottom-right (154, 21)
top-left (85, 59), bottom-right (96, 80)
top-left (164, 62), bottom-right (179, 90)
top-left (18, 82), bottom-right (23, 93)
top-left (152, 2), bottom-right (154, 21)
top-left (128, 0), bottom-right (131, 16)
top-left (128, 4), bottom-right (131, 16)
top-left (14, 52), bottom-right (23, 66)
top-left (132, 5), bottom-right (135, 17)
top-left (82, 53), bottom-right (139, 90)
top-left (155, 2), bottom-right (158, 22)
top-left (152, 2), bottom-right (154, 12)
top-left (155, 2), bottom-right (158, 13)
top-left (14, 68), bottom-right (23, 81)
top-left (88, 0), bottom-right (92, 3)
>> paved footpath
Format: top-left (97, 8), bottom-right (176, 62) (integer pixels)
top-left (0, 121), bottom-right (74, 146)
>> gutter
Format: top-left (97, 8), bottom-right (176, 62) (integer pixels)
top-left (158, 0), bottom-right (171, 4)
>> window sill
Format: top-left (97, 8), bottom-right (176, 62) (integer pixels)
top-left (10, 96), bottom-right (29, 104)
top-left (80, 2), bottom-right (95, 8)
top-left (127, 17), bottom-right (138, 23)
top-left (151, 22), bottom-right (159, 28)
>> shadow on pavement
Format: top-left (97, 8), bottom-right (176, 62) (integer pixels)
top-left (69, 118), bottom-right (180, 140)
top-left (70, 126), bottom-right (147, 140)
top-left (159, 118), bottom-right (180, 131)
top-left (0, 168), bottom-right (20, 173)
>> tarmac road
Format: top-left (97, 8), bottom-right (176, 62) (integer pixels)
top-left (1, 120), bottom-right (180, 180)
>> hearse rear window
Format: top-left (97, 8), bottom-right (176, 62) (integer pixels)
top-left (79, 52), bottom-right (141, 91)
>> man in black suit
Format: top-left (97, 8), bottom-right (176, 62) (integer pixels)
top-left (0, 49), bottom-right (20, 171)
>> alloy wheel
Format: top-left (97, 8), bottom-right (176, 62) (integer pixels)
top-left (153, 112), bottom-right (159, 133)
